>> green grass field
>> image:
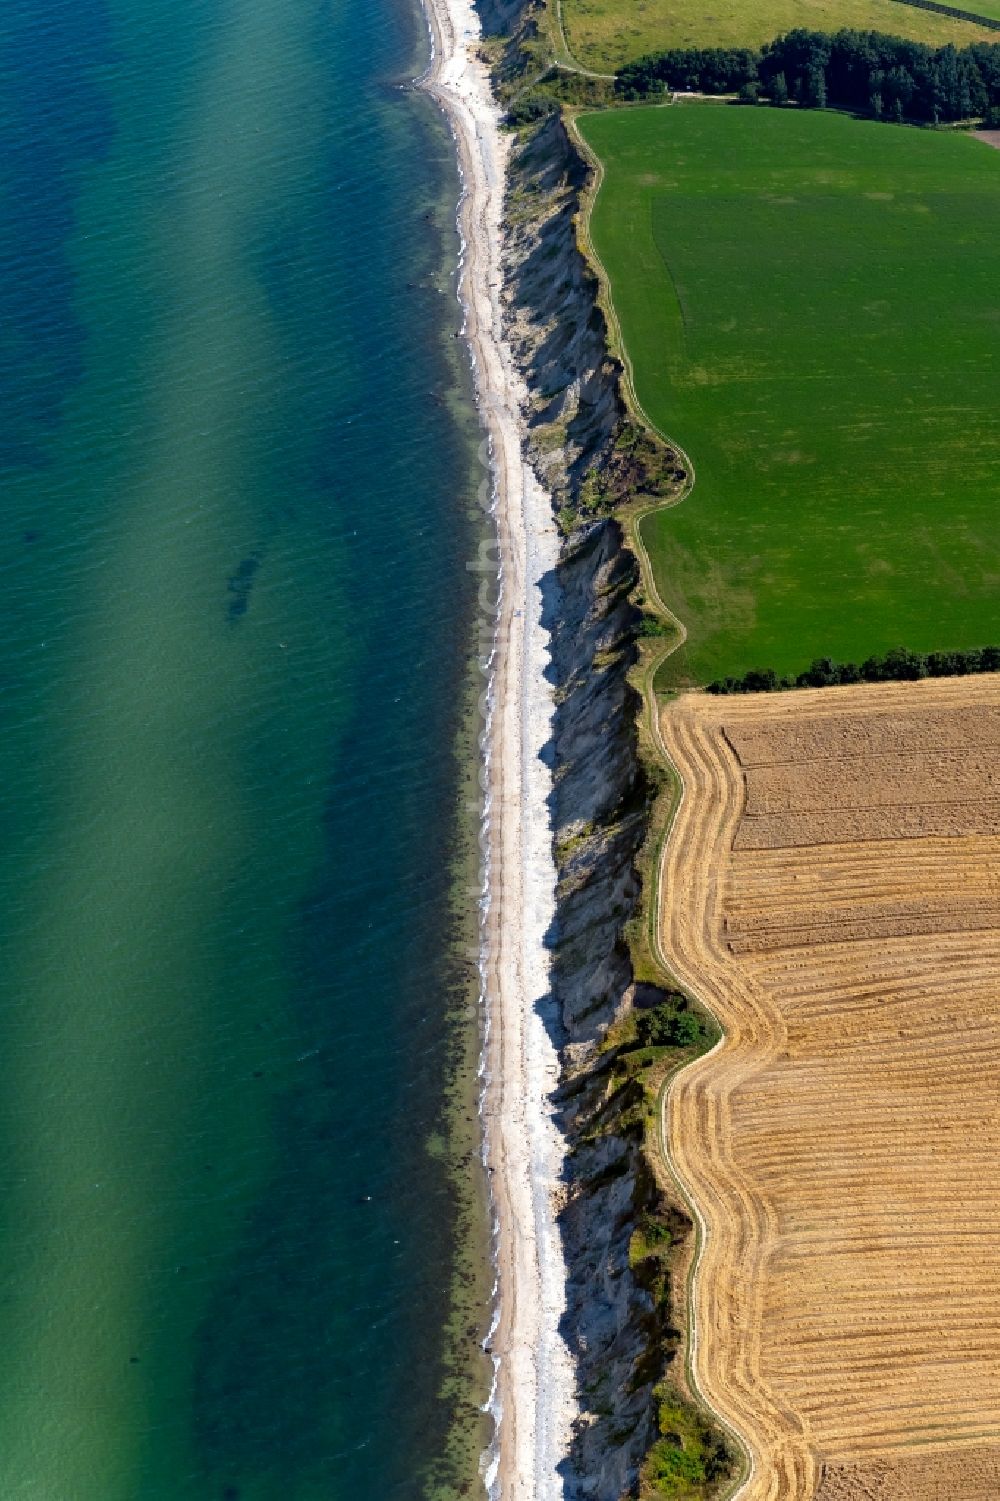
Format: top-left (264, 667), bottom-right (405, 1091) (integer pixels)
top-left (561, 0), bottom-right (1000, 74)
top-left (578, 105), bottom-right (1000, 684)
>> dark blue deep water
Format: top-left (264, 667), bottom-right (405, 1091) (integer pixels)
top-left (0, 0), bottom-right (481, 1495)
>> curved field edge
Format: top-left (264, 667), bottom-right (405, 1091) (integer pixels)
top-left (567, 106), bottom-right (756, 1499)
top-left (654, 705), bottom-right (819, 1501)
top-left (572, 92), bottom-right (845, 1497)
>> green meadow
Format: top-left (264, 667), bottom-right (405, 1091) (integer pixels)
top-left (560, 0), bottom-right (1000, 72)
top-left (578, 105), bottom-right (1000, 685)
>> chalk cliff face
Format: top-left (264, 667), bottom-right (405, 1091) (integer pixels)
top-left (547, 520), bottom-right (643, 1046)
top-left (503, 117), bottom-right (623, 515)
top-left (499, 100), bottom-right (674, 1498)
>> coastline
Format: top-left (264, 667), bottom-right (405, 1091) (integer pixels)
top-left (417, 5), bottom-right (578, 1498)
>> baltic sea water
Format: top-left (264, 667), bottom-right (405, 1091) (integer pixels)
top-left (0, 0), bottom-right (483, 1494)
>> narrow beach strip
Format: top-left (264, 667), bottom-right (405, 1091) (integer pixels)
top-left (418, 4), bottom-right (578, 1497)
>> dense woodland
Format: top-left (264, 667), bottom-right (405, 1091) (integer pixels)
top-left (706, 645), bottom-right (1000, 695)
top-left (617, 29), bottom-right (1000, 122)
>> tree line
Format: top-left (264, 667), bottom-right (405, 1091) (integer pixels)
top-left (706, 644), bottom-right (1000, 695)
top-left (616, 28), bottom-right (1000, 123)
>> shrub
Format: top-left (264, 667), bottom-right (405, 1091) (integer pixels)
top-left (505, 94), bottom-right (557, 126)
top-left (634, 995), bottom-right (709, 1050)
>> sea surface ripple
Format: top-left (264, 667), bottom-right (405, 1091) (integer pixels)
top-left (0, 0), bottom-right (479, 1495)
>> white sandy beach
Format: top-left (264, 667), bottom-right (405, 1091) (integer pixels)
top-left (418, 4), bottom-right (578, 1498)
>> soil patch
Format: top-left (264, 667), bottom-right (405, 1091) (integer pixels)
top-left (816, 1445), bottom-right (1000, 1499)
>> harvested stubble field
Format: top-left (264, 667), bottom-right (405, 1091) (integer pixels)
top-left (659, 675), bottom-right (1000, 1500)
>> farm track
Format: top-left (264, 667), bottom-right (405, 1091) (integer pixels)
top-left (658, 676), bottom-right (1000, 1499)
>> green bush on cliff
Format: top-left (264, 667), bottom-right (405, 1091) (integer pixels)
top-left (505, 93), bottom-right (558, 126)
top-left (643, 1384), bottom-right (734, 1497)
top-left (638, 614), bottom-right (673, 639)
top-left (634, 993), bottom-right (713, 1051)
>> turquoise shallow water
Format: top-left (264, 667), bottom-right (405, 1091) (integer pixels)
top-left (0, 0), bottom-right (481, 1495)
